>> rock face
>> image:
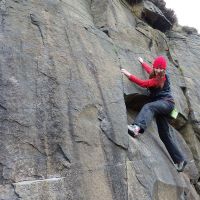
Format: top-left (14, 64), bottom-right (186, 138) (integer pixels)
top-left (0, 0), bottom-right (199, 199)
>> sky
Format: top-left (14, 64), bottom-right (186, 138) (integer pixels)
top-left (165, 0), bottom-right (200, 33)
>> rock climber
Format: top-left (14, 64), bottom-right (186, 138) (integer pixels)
top-left (121, 56), bottom-right (187, 172)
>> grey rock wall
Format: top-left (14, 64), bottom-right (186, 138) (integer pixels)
top-left (0, 0), bottom-right (199, 199)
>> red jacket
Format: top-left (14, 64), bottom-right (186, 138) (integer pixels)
top-left (129, 62), bottom-right (166, 88)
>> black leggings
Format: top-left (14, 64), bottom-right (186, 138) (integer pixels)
top-left (134, 100), bottom-right (184, 164)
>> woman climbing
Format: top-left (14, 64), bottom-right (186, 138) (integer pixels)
top-left (121, 56), bottom-right (187, 172)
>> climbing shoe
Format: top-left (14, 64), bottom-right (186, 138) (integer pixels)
top-left (128, 125), bottom-right (140, 138)
top-left (176, 160), bottom-right (187, 172)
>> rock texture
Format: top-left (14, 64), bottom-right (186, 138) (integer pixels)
top-left (0, 0), bottom-right (199, 199)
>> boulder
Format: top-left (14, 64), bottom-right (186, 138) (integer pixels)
top-left (0, 0), bottom-right (199, 199)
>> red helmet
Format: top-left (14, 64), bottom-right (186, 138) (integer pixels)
top-left (153, 56), bottom-right (167, 70)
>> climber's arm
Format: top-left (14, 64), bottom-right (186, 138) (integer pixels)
top-left (138, 57), bottom-right (152, 74)
top-left (141, 62), bottom-right (153, 74)
top-left (121, 68), bottom-right (158, 88)
top-left (128, 74), bottom-right (158, 88)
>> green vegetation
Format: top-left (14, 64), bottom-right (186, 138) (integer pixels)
top-left (126, 0), bottom-right (177, 25)
top-left (150, 0), bottom-right (177, 24)
top-left (125, 0), bottom-right (143, 5)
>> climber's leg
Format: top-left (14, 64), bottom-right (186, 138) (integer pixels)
top-left (133, 100), bottom-right (173, 132)
top-left (156, 115), bottom-right (185, 165)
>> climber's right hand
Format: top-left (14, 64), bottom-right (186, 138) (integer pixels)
top-left (121, 69), bottom-right (131, 77)
top-left (138, 57), bottom-right (144, 64)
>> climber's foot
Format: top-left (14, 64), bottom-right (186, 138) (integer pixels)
top-left (128, 125), bottom-right (140, 138)
top-left (175, 160), bottom-right (187, 172)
